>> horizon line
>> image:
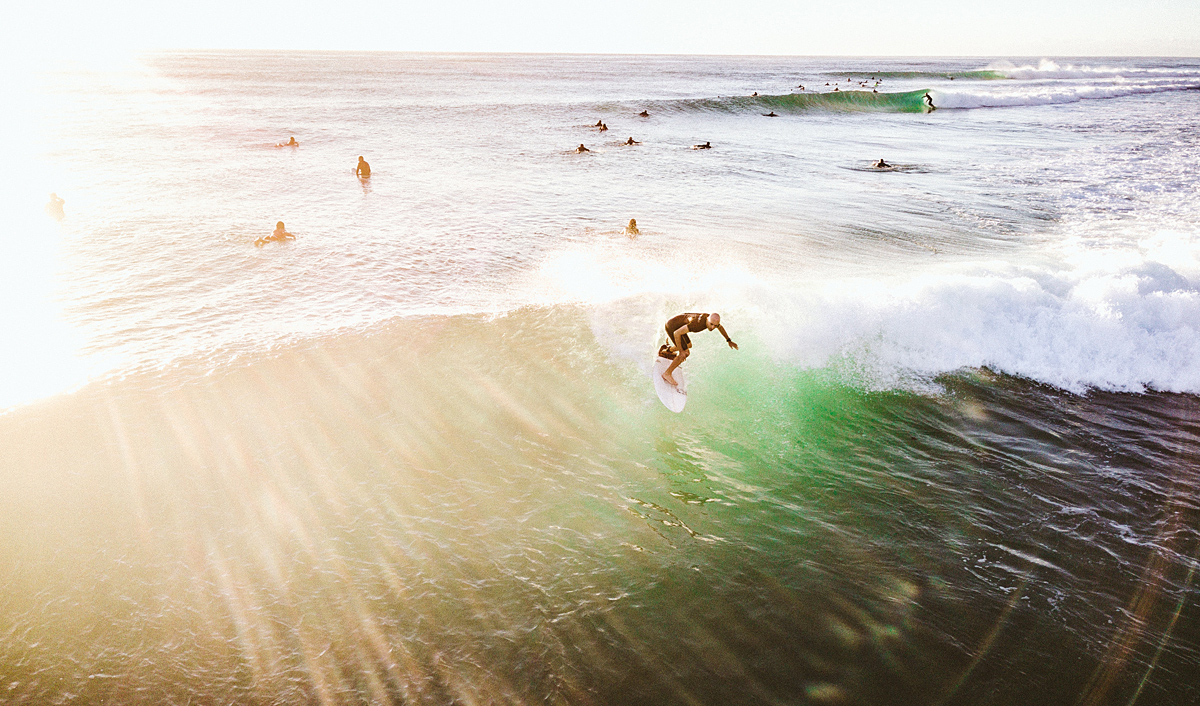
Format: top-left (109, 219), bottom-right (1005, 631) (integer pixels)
top-left (134, 49), bottom-right (1200, 59)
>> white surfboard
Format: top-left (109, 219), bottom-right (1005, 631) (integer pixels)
top-left (653, 355), bottom-right (688, 413)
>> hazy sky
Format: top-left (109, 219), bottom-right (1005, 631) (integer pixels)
top-left (5, 0), bottom-right (1200, 60)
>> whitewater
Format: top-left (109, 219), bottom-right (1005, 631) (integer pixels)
top-left (2, 54), bottom-right (1200, 705)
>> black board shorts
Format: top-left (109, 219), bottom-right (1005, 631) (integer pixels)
top-left (665, 325), bottom-right (692, 351)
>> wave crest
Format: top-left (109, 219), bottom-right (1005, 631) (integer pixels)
top-left (549, 230), bottom-right (1200, 395)
top-left (987, 59), bottom-right (1200, 81)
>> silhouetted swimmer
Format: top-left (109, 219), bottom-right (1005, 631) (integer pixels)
top-left (276, 136), bottom-right (298, 147)
top-left (624, 137), bottom-right (640, 145)
top-left (598, 122), bottom-right (608, 132)
top-left (752, 92), bottom-right (758, 96)
top-left (576, 144), bottom-right (590, 153)
top-left (763, 111), bottom-right (778, 117)
top-left (356, 156), bottom-right (371, 178)
top-left (638, 110), bottom-right (650, 117)
top-left (874, 158), bottom-right (891, 169)
top-left (693, 142), bottom-right (711, 149)
top-left (45, 193), bottom-right (65, 221)
top-left (625, 219), bottom-right (639, 237)
top-left (923, 93), bottom-right (935, 110)
top-left (594, 120), bottom-right (604, 127)
top-left (256, 221), bottom-right (295, 247)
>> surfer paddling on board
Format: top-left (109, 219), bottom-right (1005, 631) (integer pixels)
top-left (660, 312), bottom-right (737, 388)
top-left (256, 221), bottom-right (295, 247)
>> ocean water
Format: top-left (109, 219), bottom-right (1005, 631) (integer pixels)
top-left (2, 53), bottom-right (1200, 704)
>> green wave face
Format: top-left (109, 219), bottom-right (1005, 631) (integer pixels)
top-left (757, 89), bottom-right (934, 113)
top-left (659, 89), bottom-right (936, 115)
top-left (671, 89), bottom-right (934, 115)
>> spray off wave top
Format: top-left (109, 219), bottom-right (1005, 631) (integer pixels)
top-left (539, 229), bottom-right (1200, 396)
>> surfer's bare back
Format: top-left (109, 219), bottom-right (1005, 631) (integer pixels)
top-left (661, 312), bottom-right (737, 387)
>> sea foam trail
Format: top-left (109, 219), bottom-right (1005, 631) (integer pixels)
top-left (541, 231), bottom-right (1200, 395)
top-left (931, 81), bottom-right (1200, 110)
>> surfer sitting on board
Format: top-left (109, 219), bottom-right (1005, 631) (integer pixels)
top-left (45, 193), bottom-right (65, 221)
top-left (356, 156), bottom-right (371, 178)
top-left (660, 312), bottom-right (737, 388)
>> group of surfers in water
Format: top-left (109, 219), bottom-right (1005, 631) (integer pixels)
top-left (39, 140), bottom-right (731, 395)
top-left (254, 95), bottom-right (940, 387)
top-left (255, 135), bottom-right (724, 392)
top-left (252, 154), bottom-right (371, 245)
top-left (575, 110), bottom-right (715, 155)
top-left (49, 84), bottom-right (935, 393)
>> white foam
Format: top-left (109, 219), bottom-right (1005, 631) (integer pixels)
top-left (931, 81), bottom-right (1199, 110)
top-left (987, 59), bottom-right (1200, 81)
top-left (757, 234), bottom-right (1200, 394)
top-left (546, 230), bottom-right (1200, 395)
top-left (929, 59), bottom-right (1200, 110)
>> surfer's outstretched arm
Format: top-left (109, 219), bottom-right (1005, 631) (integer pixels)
top-left (716, 324), bottom-right (738, 349)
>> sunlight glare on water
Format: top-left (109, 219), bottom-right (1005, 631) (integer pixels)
top-left (2, 52), bottom-right (1200, 706)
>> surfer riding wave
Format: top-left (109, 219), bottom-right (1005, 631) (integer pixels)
top-left (660, 312), bottom-right (737, 388)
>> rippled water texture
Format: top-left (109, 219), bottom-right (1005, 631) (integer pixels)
top-left (3, 54), bottom-right (1200, 704)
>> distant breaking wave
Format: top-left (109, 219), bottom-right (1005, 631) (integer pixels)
top-left (830, 70), bottom-right (1004, 80)
top-left (647, 81), bottom-right (1200, 116)
top-left (631, 57), bottom-right (1200, 116)
top-left (652, 89), bottom-right (933, 115)
top-left (986, 59), bottom-right (1200, 81)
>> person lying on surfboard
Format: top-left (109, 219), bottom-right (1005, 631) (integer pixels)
top-left (256, 221), bottom-right (295, 247)
top-left (661, 312), bottom-right (737, 388)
